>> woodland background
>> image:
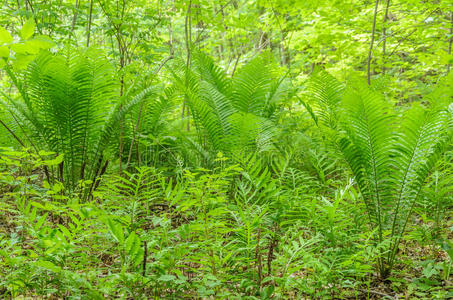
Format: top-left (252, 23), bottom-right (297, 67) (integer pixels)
top-left (0, 0), bottom-right (452, 298)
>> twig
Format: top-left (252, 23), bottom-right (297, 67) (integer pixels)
top-left (388, 8), bottom-right (440, 58)
top-left (0, 119), bottom-right (25, 147)
top-left (142, 241), bottom-right (147, 276)
top-left (360, 289), bottom-right (396, 299)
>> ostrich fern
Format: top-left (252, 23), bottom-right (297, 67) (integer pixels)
top-left (337, 83), bottom-right (451, 278)
top-left (1, 48), bottom-right (153, 195)
top-left (172, 52), bottom-right (286, 160)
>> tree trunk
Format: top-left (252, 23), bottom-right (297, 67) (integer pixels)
top-left (367, 0), bottom-right (380, 85)
top-left (382, 0), bottom-right (391, 74)
top-left (86, 0), bottom-right (94, 47)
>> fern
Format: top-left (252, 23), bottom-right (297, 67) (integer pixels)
top-left (339, 84), bottom-right (394, 239)
top-left (337, 81), bottom-right (452, 278)
top-left (98, 166), bottom-right (161, 230)
top-left (306, 69), bottom-right (345, 129)
top-left (386, 105), bottom-right (451, 272)
top-left (231, 55), bottom-right (272, 116)
top-left (173, 52), bottom-right (286, 161)
top-left (1, 48), bottom-right (151, 195)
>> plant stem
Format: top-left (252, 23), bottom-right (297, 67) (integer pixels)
top-left (183, 0), bottom-right (192, 132)
top-left (382, 0), bottom-right (391, 74)
top-left (367, 0), bottom-right (379, 85)
top-left (0, 119), bottom-right (25, 147)
top-left (86, 0), bottom-right (94, 47)
top-left (447, 11), bottom-right (452, 75)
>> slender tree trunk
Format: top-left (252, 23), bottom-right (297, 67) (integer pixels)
top-left (280, 34), bottom-right (286, 66)
top-left (367, 0), bottom-right (380, 85)
top-left (118, 69), bottom-right (125, 173)
top-left (97, 0), bottom-right (134, 174)
top-left (125, 56), bottom-right (174, 170)
top-left (86, 0), bottom-right (94, 47)
top-left (182, 0), bottom-right (192, 131)
top-left (382, 0), bottom-right (390, 75)
top-left (71, 0), bottom-right (81, 32)
top-left (447, 12), bottom-right (453, 75)
top-left (168, 1), bottom-right (174, 56)
top-left (255, 227), bottom-right (262, 287)
top-left (220, 6), bottom-right (226, 61)
top-left (16, 0), bottom-right (24, 25)
top-left (231, 50), bottom-right (241, 77)
top-left (25, 0), bottom-right (43, 34)
top-left (142, 241), bottom-right (147, 276)
top-left (116, 1), bottom-right (128, 174)
top-left (118, 68), bottom-right (124, 172)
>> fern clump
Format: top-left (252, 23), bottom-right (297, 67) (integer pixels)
top-left (337, 82), bottom-right (451, 278)
top-left (1, 48), bottom-right (153, 196)
top-left (172, 51), bottom-right (287, 162)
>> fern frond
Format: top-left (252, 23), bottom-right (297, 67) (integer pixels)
top-left (387, 105), bottom-right (451, 265)
top-left (307, 69), bottom-right (345, 129)
top-left (232, 55), bottom-right (271, 116)
top-left (338, 83), bottom-right (394, 239)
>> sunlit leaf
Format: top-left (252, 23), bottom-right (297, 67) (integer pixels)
top-left (0, 26), bottom-right (12, 44)
top-left (20, 19), bottom-right (35, 40)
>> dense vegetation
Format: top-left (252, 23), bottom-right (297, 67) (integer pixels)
top-left (0, 0), bottom-right (452, 298)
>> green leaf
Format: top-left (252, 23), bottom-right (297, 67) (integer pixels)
top-left (34, 260), bottom-right (61, 272)
top-left (0, 26), bottom-right (12, 44)
top-left (29, 207), bottom-right (37, 222)
top-left (125, 232), bottom-right (141, 257)
top-left (34, 213), bottom-right (48, 230)
top-left (31, 201), bottom-right (45, 209)
top-left (20, 19), bottom-right (35, 39)
top-left (106, 218), bottom-right (124, 243)
top-left (43, 154), bottom-right (64, 166)
top-left (0, 46), bottom-right (8, 57)
top-left (38, 150), bottom-right (56, 156)
top-left (27, 36), bottom-right (54, 50)
top-left (57, 224), bottom-right (72, 239)
top-left (10, 42), bottom-right (39, 55)
top-left (158, 274), bottom-right (176, 282)
top-left (131, 250), bottom-right (144, 267)
top-left (11, 53), bottom-right (35, 70)
top-left (68, 212), bottom-right (81, 227)
top-left (52, 183), bottom-right (62, 193)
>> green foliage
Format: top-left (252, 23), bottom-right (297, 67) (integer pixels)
top-left (306, 68), bottom-right (345, 129)
top-left (0, 22), bottom-right (53, 70)
top-left (174, 51), bottom-right (287, 161)
top-left (0, 0), bottom-right (452, 298)
top-left (1, 47), bottom-right (154, 195)
top-left (337, 81), bottom-right (452, 278)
